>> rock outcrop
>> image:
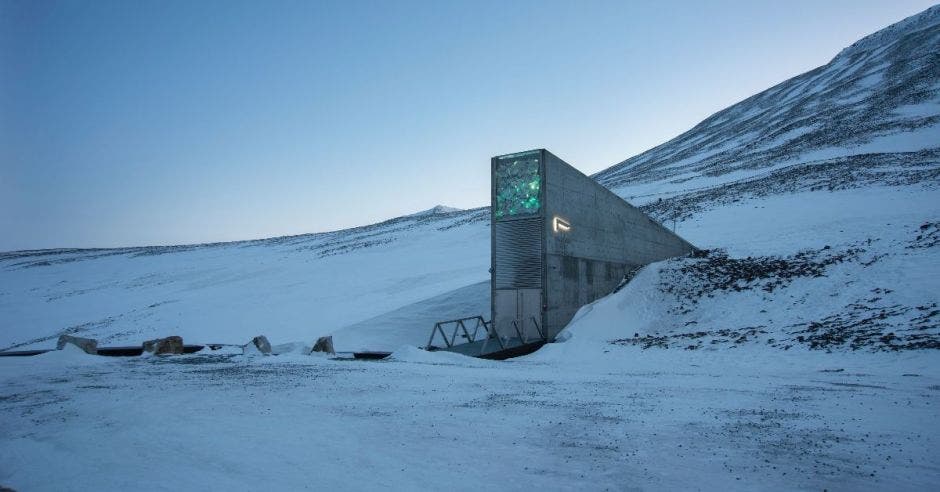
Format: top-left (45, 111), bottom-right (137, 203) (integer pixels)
top-left (56, 335), bottom-right (98, 355)
top-left (312, 336), bottom-right (335, 355)
top-left (246, 335), bottom-right (272, 355)
top-left (142, 336), bottom-right (184, 355)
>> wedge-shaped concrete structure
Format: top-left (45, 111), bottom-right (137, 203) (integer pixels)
top-left (491, 149), bottom-right (696, 342)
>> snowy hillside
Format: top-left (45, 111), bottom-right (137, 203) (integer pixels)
top-left (597, 4), bottom-right (939, 219)
top-left (2, 6), bottom-right (940, 491)
top-left (0, 206), bottom-right (490, 352)
top-left (563, 5), bottom-right (940, 353)
top-left (545, 186), bottom-right (940, 354)
top-left (5, 7), bottom-right (938, 354)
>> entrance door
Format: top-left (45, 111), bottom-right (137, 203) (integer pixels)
top-left (494, 289), bottom-right (543, 341)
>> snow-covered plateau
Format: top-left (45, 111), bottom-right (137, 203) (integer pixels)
top-left (2, 5), bottom-right (940, 491)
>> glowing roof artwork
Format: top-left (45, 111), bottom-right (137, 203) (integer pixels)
top-left (494, 153), bottom-right (541, 219)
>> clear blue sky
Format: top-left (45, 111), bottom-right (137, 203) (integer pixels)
top-left (1, 0), bottom-right (936, 250)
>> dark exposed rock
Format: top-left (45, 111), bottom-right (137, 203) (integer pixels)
top-left (611, 327), bottom-right (767, 350)
top-left (56, 335), bottom-right (97, 354)
top-left (143, 336), bottom-right (184, 355)
top-left (312, 336), bottom-right (335, 355)
top-left (789, 302), bottom-right (940, 351)
top-left (661, 245), bottom-right (866, 303)
top-left (908, 222), bottom-right (940, 249)
top-left (249, 335), bottom-right (272, 355)
top-left (615, 243), bottom-right (940, 353)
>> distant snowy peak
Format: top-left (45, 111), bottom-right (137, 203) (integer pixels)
top-left (594, 5), bottom-right (940, 198)
top-left (407, 205), bottom-right (463, 217)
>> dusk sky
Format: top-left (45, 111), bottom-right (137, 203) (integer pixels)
top-left (1, 0), bottom-right (936, 251)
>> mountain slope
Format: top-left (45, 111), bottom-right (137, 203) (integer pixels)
top-left (556, 6), bottom-right (940, 354)
top-left (596, 4), bottom-right (940, 221)
top-left (1, 6), bottom-right (939, 353)
top-left (0, 208), bottom-right (490, 351)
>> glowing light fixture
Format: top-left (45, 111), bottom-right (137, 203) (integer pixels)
top-left (553, 216), bottom-right (571, 233)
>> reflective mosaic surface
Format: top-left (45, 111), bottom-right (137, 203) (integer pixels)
top-left (495, 154), bottom-right (541, 219)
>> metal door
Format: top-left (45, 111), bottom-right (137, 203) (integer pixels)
top-left (494, 288), bottom-right (543, 341)
top-left (518, 288), bottom-right (543, 340)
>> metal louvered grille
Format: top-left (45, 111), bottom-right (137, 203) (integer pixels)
top-left (494, 217), bottom-right (543, 289)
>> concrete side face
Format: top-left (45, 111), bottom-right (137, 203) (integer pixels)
top-left (541, 150), bottom-right (695, 338)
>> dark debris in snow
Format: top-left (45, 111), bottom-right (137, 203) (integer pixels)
top-left (620, 244), bottom-right (940, 352)
top-left (660, 246), bottom-right (867, 302)
top-left (789, 302), bottom-right (940, 351)
top-left (611, 326), bottom-right (769, 350)
top-left (907, 222), bottom-right (940, 249)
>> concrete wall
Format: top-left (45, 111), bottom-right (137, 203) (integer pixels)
top-left (541, 150), bottom-right (696, 338)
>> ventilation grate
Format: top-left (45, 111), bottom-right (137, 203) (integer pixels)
top-left (494, 217), bottom-right (543, 289)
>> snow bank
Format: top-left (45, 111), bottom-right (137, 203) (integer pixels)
top-left (389, 345), bottom-right (495, 367)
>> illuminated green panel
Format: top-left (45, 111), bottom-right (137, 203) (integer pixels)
top-left (495, 154), bottom-right (541, 219)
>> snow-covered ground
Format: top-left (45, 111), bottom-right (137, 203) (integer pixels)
top-left (0, 343), bottom-right (936, 491)
top-left (2, 5), bottom-right (940, 491)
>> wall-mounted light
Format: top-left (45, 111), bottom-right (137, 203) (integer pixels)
top-left (553, 216), bottom-right (571, 233)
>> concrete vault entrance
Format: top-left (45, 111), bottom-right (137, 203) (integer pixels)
top-left (428, 148), bottom-right (696, 359)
